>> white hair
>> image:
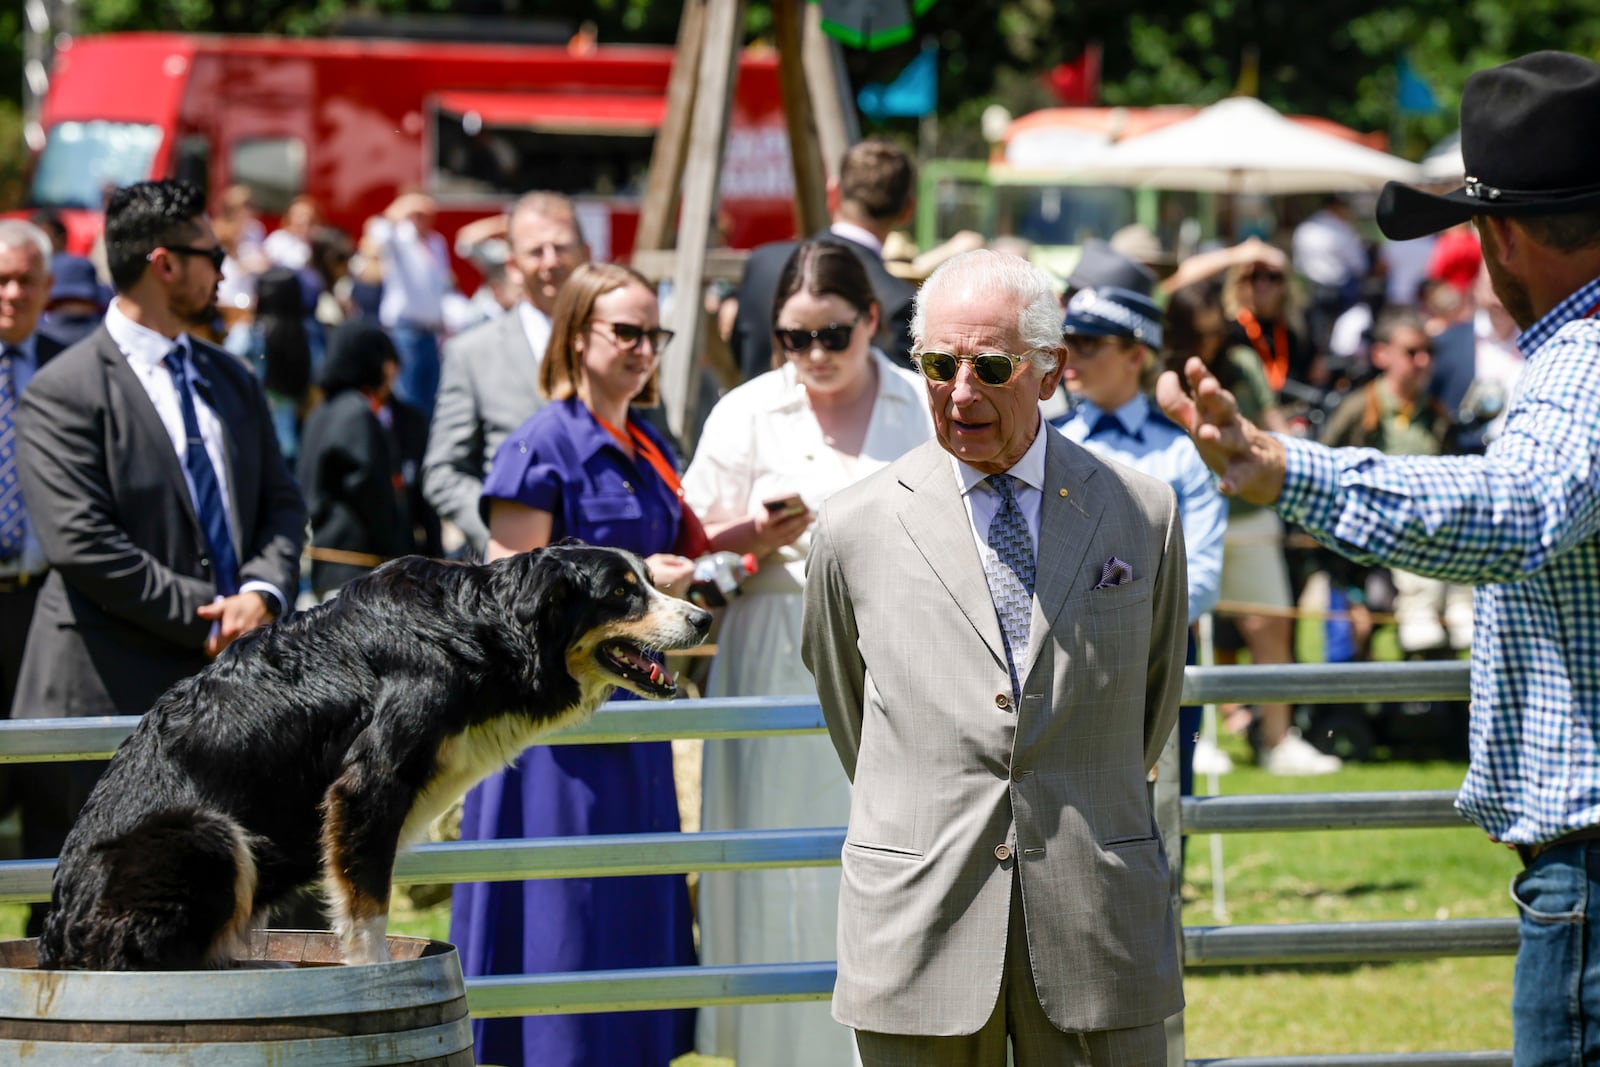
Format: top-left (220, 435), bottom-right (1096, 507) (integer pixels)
top-left (0, 220), bottom-right (53, 265)
top-left (910, 249), bottom-right (1062, 371)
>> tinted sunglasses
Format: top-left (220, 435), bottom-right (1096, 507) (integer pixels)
top-left (592, 320), bottom-right (674, 352)
top-left (158, 244), bottom-right (227, 271)
top-left (1245, 269), bottom-right (1286, 284)
top-left (775, 318), bottom-right (859, 354)
top-left (912, 350), bottom-right (1030, 386)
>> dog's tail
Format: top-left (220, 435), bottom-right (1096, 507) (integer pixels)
top-left (39, 807), bottom-right (260, 971)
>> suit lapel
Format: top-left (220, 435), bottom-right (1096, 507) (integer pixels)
top-left (1024, 432), bottom-right (1105, 680)
top-left (895, 443), bottom-right (1008, 669)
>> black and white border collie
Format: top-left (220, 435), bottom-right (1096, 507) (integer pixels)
top-left (37, 545), bottom-right (711, 971)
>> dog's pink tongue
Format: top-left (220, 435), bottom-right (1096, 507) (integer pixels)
top-left (649, 663), bottom-right (664, 684)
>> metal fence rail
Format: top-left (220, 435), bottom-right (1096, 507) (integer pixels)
top-left (0, 662), bottom-right (1503, 1066)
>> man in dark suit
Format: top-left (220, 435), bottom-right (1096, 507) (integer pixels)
top-left (729, 139), bottom-right (917, 382)
top-left (13, 181), bottom-right (306, 924)
top-left (0, 220), bottom-right (65, 820)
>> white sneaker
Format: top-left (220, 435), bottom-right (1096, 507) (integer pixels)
top-left (1261, 728), bottom-right (1343, 776)
top-left (1192, 738), bottom-right (1234, 776)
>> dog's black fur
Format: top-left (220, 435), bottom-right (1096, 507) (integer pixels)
top-left (37, 545), bottom-right (711, 971)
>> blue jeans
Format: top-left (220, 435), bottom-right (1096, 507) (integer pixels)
top-left (388, 323), bottom-right (441, 421)
top-left (1511, 841), bottom-right (1600, 1065)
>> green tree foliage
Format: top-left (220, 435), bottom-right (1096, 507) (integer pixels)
top-left (8, 0), bottom-right (1600, 162)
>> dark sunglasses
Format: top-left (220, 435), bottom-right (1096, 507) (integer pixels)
top-left (159, 244), bottom-right (227, 271)
top-left (912, 350), bottom-right (1030, 386)
top-left (1245, 269), bottom-right (1286, 284)
top-left (775, 318), bottom-right (859, 354)
top-left (1064, 335), bottom-right (1118, 358)
top-left (592, 320), bottom-right (674, 352)
top-left (1399, 344), bottom-right (1433, 358)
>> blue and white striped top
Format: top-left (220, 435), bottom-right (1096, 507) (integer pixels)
top-left (1276, 272), bottom-right (1600, 846)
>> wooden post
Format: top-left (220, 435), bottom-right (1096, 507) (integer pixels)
top-left (802, 2), bottom-right (858, 183)
top-left (634, 0), bottom-right (708, 253)
top-left (658, 0), bottom-right (747, 448)
top-left (773, 0), bottom-right (829, 237)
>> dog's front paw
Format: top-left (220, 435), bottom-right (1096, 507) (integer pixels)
top-left (340, 915), bottom-right (392, 966)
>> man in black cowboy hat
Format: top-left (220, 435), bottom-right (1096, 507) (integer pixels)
top-left (1157, 51), bottom-right (1600, 1063)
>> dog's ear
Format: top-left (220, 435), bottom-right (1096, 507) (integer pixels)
top-left (503, 548), bottom-right (584, 633)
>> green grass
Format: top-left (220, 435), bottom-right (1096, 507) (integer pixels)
top-left (1179, 740), bottom-right (1515, 1058)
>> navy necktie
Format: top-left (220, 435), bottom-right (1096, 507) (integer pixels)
top-left (983, 474), bottom-right (1036, 702)
top-left (0, 348), bottom-right (22, 561)
top-left (163, 349), bottom-right (239, 595)
top-left (1088, 412), bottom-right (1142, 442)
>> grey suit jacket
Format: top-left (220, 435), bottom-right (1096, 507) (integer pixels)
top-left (802, 432), bottom-right (1188, 1036)
top-left (13, 326), bottom-right (305, 718)
top-left (421, 309), bottom-right (545, 555)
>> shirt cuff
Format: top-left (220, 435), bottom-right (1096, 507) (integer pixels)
top-left (240, 579), bottom-right (287, 618)
top-left (1274, 434), bottom-right (1344, 532)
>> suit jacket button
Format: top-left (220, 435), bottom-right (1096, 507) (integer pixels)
top-left (1011, 766), bottom-right (1028, 782)
top-left (994, 843), bottom-right (1012, 862)
top-left (995, 693), bottom-right (1010, 709)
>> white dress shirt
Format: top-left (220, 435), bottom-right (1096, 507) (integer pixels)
top-left (516, 301), bottom-right (554, 362)
top-left (951, 415), bottom-right (1048, 558)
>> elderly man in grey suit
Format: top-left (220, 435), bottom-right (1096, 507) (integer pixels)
top-left (422, 191), bottom-right (588, 557)
top-left (802, 249), bottom-right (1188, 1066)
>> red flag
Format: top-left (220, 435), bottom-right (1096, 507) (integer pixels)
top-left (1046, 44), bottom-right (1102, 106)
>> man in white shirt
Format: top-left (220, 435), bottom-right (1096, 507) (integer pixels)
top-left (1293, 195), bottom-right (1371, 356)
top-left (422, 192), bottom-right (589, 558)
top-left (367, 192), bottom-right (454, 419)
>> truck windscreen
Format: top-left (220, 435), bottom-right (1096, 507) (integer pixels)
top-left (31, 121), bottom-right (163, 209)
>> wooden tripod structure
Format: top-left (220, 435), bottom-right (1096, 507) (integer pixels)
top-left (631, 0), bottom-right (858, 448)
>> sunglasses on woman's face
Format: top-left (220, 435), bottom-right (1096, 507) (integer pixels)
top-left (775, 317), bottom-right (859, 354)
top-left (592, 320), bottom-right (674, 352)
top-left (912, 350), bottom-right (1030, 386)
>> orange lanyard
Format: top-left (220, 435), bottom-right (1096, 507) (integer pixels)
top-left (1237, 309), bottom-right (1289, 391)
top-left (592, 411), bottom-right (683, 501)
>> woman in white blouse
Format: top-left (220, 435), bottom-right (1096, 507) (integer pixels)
top-left (683, 238), bottom-right (934, 1066)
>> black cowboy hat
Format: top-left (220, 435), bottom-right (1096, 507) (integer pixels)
top-left (1377, 51), bottom-right (1600, 241)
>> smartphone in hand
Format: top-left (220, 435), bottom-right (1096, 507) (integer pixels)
top-left (762, 495), bottom-right (807, 519)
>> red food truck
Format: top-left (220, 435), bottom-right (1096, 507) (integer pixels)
top-left (25, 31), bottom-right (797, 265)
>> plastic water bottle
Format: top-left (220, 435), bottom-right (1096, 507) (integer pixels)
top-left (687, 551), bottom-right (759, 608)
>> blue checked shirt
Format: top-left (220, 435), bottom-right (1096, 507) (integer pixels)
top-left (1276, 272), bottom-right (1600, 846)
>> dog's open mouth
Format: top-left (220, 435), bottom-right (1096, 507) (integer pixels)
top-left (597, 640), bottom-right (677, 698)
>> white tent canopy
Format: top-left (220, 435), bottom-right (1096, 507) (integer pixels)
top-left (1058, 96), bottom-right (1425, 194)
top-left (1420, 130), bottom-right (1463, 183)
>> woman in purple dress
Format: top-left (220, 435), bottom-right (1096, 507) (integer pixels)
top-left (451, 262), bottom-right (697, 1067)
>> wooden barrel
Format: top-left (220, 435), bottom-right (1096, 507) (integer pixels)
top-left (0, 931), bottom-right (474, 1065)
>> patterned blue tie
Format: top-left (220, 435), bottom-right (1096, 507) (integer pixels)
top-left (163, 348), bottom-right (239, 596)
top-left (984, 474), bottom-right (1036, 701)
top-left (0, 348), bottom-right (22, 561)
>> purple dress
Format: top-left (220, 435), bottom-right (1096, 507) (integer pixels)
top-left (452, 396), bottom-right (695, 1066)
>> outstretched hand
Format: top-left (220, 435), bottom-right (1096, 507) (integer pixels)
top-left (1155, 357), bottom-right (1288, 506)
